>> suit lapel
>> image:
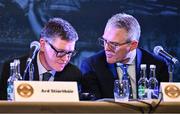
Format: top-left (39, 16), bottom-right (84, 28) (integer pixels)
top-left (98, 52), bottom-right (115, 80)
top-left (136, 48), bottom-right (142, 80)
top-left (32, 53), bottom-right (39, 81)
top-left (136, 48), bottom-right (142, 97)
top-left (96, 52), bottom-right (115, 96)
top-left (100, 61), bottom-right (115, 80)
top-left (54, 72), bottom-right (62, 81)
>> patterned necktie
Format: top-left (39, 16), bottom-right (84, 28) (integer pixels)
top-left (42, 72), bottom-right (52, 81)
top-left (118, 64), bottom-right (133, 99)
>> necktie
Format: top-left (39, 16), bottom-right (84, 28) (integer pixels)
top-left (42, 72), bottom-right (52, 81)
top-left (117, 64), bottom-right (133, 99)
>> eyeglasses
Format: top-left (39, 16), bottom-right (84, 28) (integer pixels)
top-left (46, 41), bottom-right (77, 58)
top-left (98, 37), bottom-right (131, 51)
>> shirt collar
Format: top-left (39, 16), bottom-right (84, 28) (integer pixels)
top-left (37, 52), bottom-right (56, 76)
top-left (125, 49), bottom-right (136, 65)
top-left (116, 49), bottom-right (136, 66)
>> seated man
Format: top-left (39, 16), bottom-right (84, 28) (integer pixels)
top-left (80, 13), bottom-right (169, 100)
top-left (0, 17), bottom-right (82, 100)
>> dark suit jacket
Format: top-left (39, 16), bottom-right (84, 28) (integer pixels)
top-left (80, 48), bottom-right (169, 99)
top-left (0, 53), bottom-right (82, 100)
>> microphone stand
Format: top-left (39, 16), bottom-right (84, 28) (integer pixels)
top-left (29, 62), bottom-right (34, 81)
top-left (22, 41), bottom-right (40, 80)
top-left (167, 59), bottom-right (179, 82)
top-left (168, 62), bottom-right (174, 82)
top-left (163, 54), bottom-right (179, 82)
top-left (23, 58), bottom-right (33, 80)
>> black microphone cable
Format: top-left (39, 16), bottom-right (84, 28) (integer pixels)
top-left (129, 99), bottom-right (153, 114)
top-left (96, 98), bottom-right (145, 113)
top-left (148, 91), bottom-right (163, 113)
top-left (130, 91), bottom-right (163, 114)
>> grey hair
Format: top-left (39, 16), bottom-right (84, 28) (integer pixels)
top-left (40, 17), bottom-right (78, 41)
top-left (105, 13), bottom-right (141, 41)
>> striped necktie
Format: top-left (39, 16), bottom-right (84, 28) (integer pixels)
top-left (42, 72), bottom-right (52, 81)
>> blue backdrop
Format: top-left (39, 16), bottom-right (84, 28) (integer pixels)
top-left (0, 0), bottom-right (179, 81)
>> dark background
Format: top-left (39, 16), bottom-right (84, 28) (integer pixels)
top-left (0, 0), bottom-right (179, 81)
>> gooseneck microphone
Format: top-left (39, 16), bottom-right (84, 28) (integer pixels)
top-left (28, 41), bottom-right (40, 61)
top-left (23, 41), bottom-right (40, 80)
top-left (153, 46), bottom-right (179, 64)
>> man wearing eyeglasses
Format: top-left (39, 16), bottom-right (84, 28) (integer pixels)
top-left (80, 13), bottom-right (169, 100)
top-left (0, 18), bottom-right (82, 100)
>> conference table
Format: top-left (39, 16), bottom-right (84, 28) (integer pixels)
top-left (0, 99), bottom-right (179, 113)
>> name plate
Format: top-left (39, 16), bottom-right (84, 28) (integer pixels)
top-left (14, 81), bottom-right (79, 102)
top-left (160, 82), bottom-right (180, 102)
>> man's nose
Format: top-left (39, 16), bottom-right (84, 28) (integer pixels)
top-left (104, 42), bottom-right (111, 51)
top-left (60, 54), bottom-right (70, 62)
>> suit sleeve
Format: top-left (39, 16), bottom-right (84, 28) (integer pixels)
top-left (0, 61), bottom-right (10, 100)
top-left (80, 58), bottom-right (102, 99)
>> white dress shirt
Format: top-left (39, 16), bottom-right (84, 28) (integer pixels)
top-left (37, 52), bottom-right (56, 81)
top-left (116, 49), bottom-right (137, 99)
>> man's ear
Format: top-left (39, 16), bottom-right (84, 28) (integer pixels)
top-left (39, 38), bottom-right (46, 52)
top-left (130, 40), bottom-right (138, 51)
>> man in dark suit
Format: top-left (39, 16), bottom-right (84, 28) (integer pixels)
top-left (80, 13), bottom-right (169, 100)
top-left (0, 18), bottom-right (82, 100)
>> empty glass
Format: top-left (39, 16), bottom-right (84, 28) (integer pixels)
top-left (114, 79), bottom-right (130, 102)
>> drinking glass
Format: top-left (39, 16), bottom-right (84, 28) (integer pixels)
top-left (114, 79), bottom-right (130, 102)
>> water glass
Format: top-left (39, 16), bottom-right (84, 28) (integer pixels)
top-left (114, 79), bottom-right (130, 102)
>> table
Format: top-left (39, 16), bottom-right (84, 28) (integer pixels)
top-left (0, 100), bottom-right (179, 113)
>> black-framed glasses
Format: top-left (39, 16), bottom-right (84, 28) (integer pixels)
top-left (46, 41), bottom-right (77, 58)
top-left (98, 37), bottom-right (131, 50)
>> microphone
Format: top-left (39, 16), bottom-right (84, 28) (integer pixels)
top-left (23, 41), bottom-right (40, 80)
top-left (28, 41), bottom-right (40, 62)
top-left (153, 46), bottom-right (179, 64)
